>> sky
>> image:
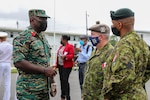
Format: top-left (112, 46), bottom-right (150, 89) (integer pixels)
top-left (0, 0), bottom-right (150, 35)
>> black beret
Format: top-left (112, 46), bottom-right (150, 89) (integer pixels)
top-left (110, 8), bottom-right (134, 20)
top-left (88, 21), bottom-right (110, 34)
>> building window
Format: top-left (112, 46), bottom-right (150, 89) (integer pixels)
top-left (77, 36), bottom-right (80, 41)
top-left (73, 36), bottom-right (76, 41)
top-left (10, 33), bottom-right (13, 37)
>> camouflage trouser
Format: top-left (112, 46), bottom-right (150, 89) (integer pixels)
top-left (83, 92), bottom-right (103, 100)
top-left (17, 89), bottom-right (49, 100)
top-left (16, 79), bottom-right (50, 100)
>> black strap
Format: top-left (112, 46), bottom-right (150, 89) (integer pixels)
top-left (80, 45), bottom-right (93, 54)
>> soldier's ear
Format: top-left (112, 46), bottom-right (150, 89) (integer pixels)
top-left (30, 17), bottom-right (34, 22)
top-left (98, 34), bottom-right (103, 40)
top-left (118, 22), bottom-right (123, 29)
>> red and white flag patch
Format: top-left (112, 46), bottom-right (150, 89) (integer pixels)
top-left (102, 62), bottom-right (106, 68)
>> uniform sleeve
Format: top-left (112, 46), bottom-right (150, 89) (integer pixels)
top-left (8, 44), bottom-right (13, 57)
top-left (103, 44), bottom-right (136, 95)
top-left (13, 37), bottom-right (29, 63)
top-left (143, 51), bottom-right (150, 83)
top-left (111, 46), bottom-right (136, 84)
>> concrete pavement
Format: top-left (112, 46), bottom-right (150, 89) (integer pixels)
top-left (0, 70), bottom-right (150, 100)
top-left (0, 70), bottom-right (82, 100)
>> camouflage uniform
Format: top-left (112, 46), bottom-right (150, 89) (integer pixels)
top-left (82, 43), bottom-right (113, 100)
top-left (13, 26), bottom-right (51, 100)
top-left (102, 31), bottom-right (150, 100)
top-left (143, 46), bottom-right (150, 88)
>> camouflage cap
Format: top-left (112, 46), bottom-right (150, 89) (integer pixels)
top-left (0, 32), bottom-right (8, 37)
top-left (88, 21), bottom-right (110, 34)
top-left (29, 9), bottom-right (50, 18)
top-left (110, 8), bottom-right (134, 20)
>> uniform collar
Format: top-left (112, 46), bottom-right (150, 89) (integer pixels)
top-left (121, 31), bottom-right (136, 39)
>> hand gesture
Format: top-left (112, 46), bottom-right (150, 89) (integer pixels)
top-left (44, 66), bottom-right (57, 78)
top-left (76, 48), bottom-right (81, 52)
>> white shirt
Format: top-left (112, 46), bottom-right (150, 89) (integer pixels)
top-left (58, 46), bottom-right (65, 65)
top-left (0, 41), bottom-right (13, 63)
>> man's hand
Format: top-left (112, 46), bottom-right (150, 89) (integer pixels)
top-left (76, 48), bottom-right (81, 52)
top-left (74, 61), bottom-right (78, 65)
top-left (51, 65), bottom-right (57, 69)
top-left (44, 66), bottom-right (57, 78)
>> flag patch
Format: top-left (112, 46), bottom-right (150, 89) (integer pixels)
top-left (102, 62), bottom-right (106, 68)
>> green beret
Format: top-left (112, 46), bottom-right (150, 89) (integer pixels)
top-left (110, 8), bottom-right (134, 20)
top-left (88, 21), bottom-right (110, 34)
top-left (29, 9), bottom-right (50, 18)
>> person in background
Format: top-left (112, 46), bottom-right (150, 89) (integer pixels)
top-left (0, 32), bottom-right (13, 100)
top-left (82, 21), bottom-right (113, 100)
top-left (75, 35), bottom-right (93, 93)
top-left (54, 35), bottom-right (74, 100)
top-left (13, 9), bottom-right (57, 100)
top-left (102, 8), bottom-right (150, 100)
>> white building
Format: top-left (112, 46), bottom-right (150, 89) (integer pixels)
top-left (1, 27), bottom-right (150, 64)
top-left (0, 27), bottom-right (86, 64)
top-left (136, 30), bottom-right (150, 45)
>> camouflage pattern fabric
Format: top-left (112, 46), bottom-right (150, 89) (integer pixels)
top-left (29, 9), bottom-right (50, 18)
top-left (82, 43), bottom-right (113, 100)
top-left (102, 31), bottom-right (150, 100)
top-left (143, 46), bottom-right (150, 84)
top-left (13, 26), bottom-right (51, 100)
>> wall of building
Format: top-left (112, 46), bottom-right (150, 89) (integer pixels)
top-left (3, 30), bottom-right (85, 65)
top-left (1, 28), bottom-right (150, 65)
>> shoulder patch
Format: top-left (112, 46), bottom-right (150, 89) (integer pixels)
top-left (31, 31), bottom-right (36, 37)
top-left (102, 62), bottom-right (107, 68)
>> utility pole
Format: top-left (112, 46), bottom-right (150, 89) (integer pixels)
top-left (53, 0), bottom-right (56, 65)
top-left (16, 21), bottom-right (19, 29)
top-left (85, 11), bottom-right (88, 36)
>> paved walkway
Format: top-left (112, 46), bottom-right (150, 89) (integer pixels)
top-left (0, 70), bottom-right (150, 100)
top-left (0, 70), bottom-right (82, 100)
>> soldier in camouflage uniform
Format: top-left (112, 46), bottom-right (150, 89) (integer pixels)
top-left (143, 46), bottom-right (150, 88)
top-left (13, 9), bottom-right (57, 100)
top-left (82, 21), bottom-right (113, 100)
top-left (102, 8), bottom-right (150, 100)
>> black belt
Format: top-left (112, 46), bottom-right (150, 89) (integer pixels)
top-left (79, 62), bottom-right (86, 65)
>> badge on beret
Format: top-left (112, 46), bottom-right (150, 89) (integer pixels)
top-left (100, 27), bottom-right (106, 33)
